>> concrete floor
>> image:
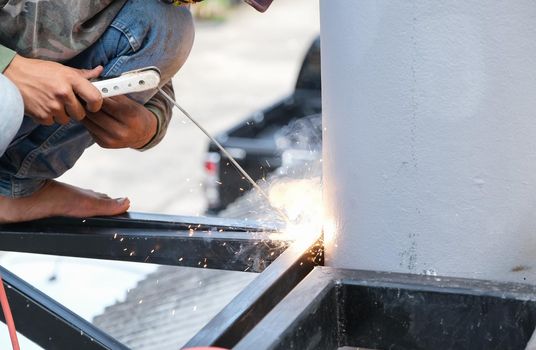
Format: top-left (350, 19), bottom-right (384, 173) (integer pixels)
top-left (60, 0), bottom-right (320, 216)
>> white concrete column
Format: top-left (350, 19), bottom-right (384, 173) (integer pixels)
top-left (321, 0), bottom-right (536, 283)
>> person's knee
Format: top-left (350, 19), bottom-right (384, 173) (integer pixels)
top-left (141, 3), bottom-right (195, 81)
top-left (0, 74), bottom-right (24, 156)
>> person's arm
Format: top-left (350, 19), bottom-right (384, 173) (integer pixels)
top-left (4, 54), bottom-right (103, 125)
top-left (140, 80), bottom-right (174, 150)
top-left (0, 44), bottom-right (16, 73)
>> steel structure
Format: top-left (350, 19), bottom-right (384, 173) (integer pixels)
top-left (235, 267), bottom-right (536, 350)
top-left (0, 213), bottom-right (323, 349)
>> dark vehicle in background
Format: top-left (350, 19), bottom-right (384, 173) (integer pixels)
top-left (204, 37), bottom-right (321, 213)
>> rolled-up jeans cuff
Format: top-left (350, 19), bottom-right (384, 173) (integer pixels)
top-left (0, 175), bottom-right (47, 198)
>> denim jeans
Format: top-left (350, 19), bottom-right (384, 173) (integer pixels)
top-left (0, 74), bottom-right (24, 158)
top-left (0, 0), bottom-right (194, 198)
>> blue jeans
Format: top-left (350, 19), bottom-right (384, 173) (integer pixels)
top-left (0, 0), bottom-right (194, 198)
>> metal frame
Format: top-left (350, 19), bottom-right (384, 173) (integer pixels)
top-left (0, 213), bottom-right (287, 272)
top-left (234, 267), bottom-right (536, 350)
top-left (0, 266), bottom-right (128, 350)
top-left (0, 213), bottom-right (324, 349)
top-left (184, 230), bottom-right (323, 348)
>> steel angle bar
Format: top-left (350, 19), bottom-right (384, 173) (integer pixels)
top-left (0, 265), bottom-right (128, 350)
top-left (1, 212), bottom-right (281, 233)
top-left (184, 231), bottom-right (324, 349)
top-left (0, 224), bottom-right (289, 273)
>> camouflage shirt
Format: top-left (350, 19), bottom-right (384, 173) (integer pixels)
top-left (0, 0), bottom-right (174, 150)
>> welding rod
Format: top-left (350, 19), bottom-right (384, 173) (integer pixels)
top-left (157, 87), bottom-right (290, 223)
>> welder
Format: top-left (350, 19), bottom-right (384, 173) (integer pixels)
top-left (0, 0), bottom-right (273, 223)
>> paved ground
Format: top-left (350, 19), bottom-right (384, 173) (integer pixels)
top-left (0, 1), bottom-right (320, 348)
top-left (60, 0), bottom-right (320, 216)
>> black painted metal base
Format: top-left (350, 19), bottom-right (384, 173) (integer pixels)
top-left (235, 267), bottom-right (536, 350)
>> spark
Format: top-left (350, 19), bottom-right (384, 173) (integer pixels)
top-left (113, 233), bottom-right (117, 239)
top-left (129, 251), bottom-right (135, 256)
top-left (215, 181), bottom-right (222, 185)
top-left (120, 238), bottom-right (124, 242)
top-left (138, 300), bottom-right (143, 304)
top-left (179, 257), bottom-right (184, 262)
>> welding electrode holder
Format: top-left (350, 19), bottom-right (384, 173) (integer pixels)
top-left (92, 67), bottom-right (161, 98)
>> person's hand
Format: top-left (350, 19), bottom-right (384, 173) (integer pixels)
top-left (81, 95), bottom-right (158, 149)
top-left (4, 54), bottom-right (103, 126)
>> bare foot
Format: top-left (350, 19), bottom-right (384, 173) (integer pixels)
top-left (0, 180), bottom-right (130, 223)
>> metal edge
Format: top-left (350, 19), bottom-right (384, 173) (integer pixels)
top-left (0, 212), bottom-right (281, 233)
top-left (184, 232), bottom-right (324, 348)
top-left (0, 266), bottom-right (129, 350)
top-left (0, 228), bottom-right (291, 273)
top-left (233, 266), bottom-right (333, 350)
top-left (526, 327), bottom-right (536, 350)
top-left (235, 267), bottom-right (536, 349)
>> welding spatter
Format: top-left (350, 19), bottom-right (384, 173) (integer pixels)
top-left (157, 87), bottom-right (290, 224)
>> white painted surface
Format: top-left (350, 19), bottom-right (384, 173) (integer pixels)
top-left (321, 0), bottom-right (536, 283)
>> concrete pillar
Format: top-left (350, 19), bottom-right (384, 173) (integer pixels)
top-left (321, 0), bottom-right (536, 283)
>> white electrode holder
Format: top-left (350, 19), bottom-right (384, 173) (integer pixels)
top-left (92, 67), bottom-right (160, 98)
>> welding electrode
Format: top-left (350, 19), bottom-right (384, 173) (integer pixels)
top-left (157, 87), bottom-right (290, 223)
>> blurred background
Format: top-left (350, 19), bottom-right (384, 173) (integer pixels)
top-left (0, 0), bottom-right (320, 348)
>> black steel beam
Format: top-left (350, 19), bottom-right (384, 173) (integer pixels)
top-left (184, 232), bottom-right (324, 349)
top-left (0, 266), bottom-right (129, 350)
top-left (1, 212), bottom-right (280, 232)
top-left (235, 267), bottom-right (536, 350)
top-left (0, 213), bottom-right (289, 273)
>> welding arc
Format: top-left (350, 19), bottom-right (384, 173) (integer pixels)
top-left (158, 87), bottom-right (290, 223)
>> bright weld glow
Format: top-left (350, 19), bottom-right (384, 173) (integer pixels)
top-left (268, 177), bottom-right (325, 245)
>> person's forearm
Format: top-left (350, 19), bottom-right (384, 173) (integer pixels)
top-left (0, 45), bottom-right (16, 73)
